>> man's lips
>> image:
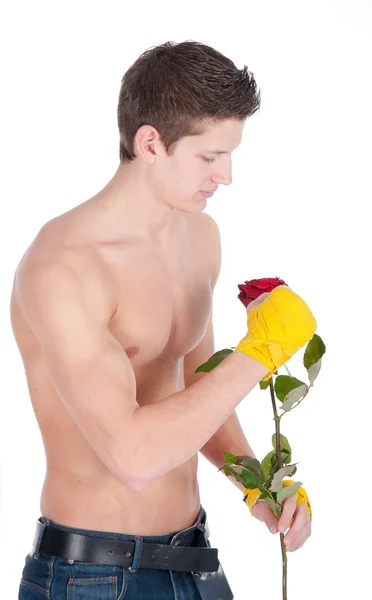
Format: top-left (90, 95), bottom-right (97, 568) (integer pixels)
top-left (200, 190), bottom-right (216, 197)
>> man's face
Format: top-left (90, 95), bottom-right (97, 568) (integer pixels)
top-left (151, 118), bottom-right (245, 213)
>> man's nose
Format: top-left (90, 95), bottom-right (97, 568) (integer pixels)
top-left (212, 160), bottom-right (232, 186)
top-left (212, 172), bottom-right (232, 186)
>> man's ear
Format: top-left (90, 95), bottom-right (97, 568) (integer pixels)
top-left (134, 124), bottom-right (161, 163)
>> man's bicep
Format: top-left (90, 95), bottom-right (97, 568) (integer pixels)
top-left (14, 261), bottom-right (140, 486)
top-left (183, 309), bottom-right (215, 388)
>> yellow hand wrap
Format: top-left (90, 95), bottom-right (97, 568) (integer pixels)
top-left (234, 286), bottom-right (317, 381)
top-left (244, 480), bottom-right (312, 525)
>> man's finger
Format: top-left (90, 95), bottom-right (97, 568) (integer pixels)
top-left (277, 495), bottom-right (297, 532)
top-left (283, 504), bottom-right (311, 551)
top-left (252, 500), bottom-right (279, 533)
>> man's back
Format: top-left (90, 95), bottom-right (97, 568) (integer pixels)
top-left (10, 206), bottom-right (216, 535)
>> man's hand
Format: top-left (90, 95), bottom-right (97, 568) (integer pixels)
top-left (234, 285), bottom-right (317, 382)
top-left (252, 495), bottom-right (311, 552)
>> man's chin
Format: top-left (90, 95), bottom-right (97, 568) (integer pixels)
top-left (176, 200), bottom-right (206, 214)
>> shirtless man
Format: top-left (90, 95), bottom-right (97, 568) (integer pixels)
top-left (11, 41), bottom-right (314, 599)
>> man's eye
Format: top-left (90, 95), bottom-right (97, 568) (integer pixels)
top-left (202, 157), bottom-right (216, 164)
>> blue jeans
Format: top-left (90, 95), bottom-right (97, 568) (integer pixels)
top-left (18, 506), bottom-right (212, 599)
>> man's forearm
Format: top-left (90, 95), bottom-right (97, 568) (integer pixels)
top-left (199, 409), bottom-right (257, 494)
top-left (124, 352), bottom-right (268, 490)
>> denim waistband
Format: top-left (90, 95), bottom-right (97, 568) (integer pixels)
top-left (33, 504), bottom-right (209, 561)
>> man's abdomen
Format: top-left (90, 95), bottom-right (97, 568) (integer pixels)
top-left (40, 454), bottom-right (200, 536)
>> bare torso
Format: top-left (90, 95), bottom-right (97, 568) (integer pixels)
top-left (10, 205), bottom-right (214, 536)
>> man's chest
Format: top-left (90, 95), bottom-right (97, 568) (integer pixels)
top-left (105, 225), bottom-right (213, 378)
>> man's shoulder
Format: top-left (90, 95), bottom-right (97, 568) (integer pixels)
top-left (191, 210), bottom-right (219, 230)
top-left (16, 222), bottom-right (85, 273)
top-left (13, 230), bottom-right (116, 324)
top-left (186, 211), bottom-right (220, 242)
top-left (14, 221), bottom-right (103, 297)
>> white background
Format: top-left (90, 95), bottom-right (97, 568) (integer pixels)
top-left (1, 1), bottom-right (371, 598)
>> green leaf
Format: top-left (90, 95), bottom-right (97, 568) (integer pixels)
top-left (281, 451), bottom-right (292, 465)
top-left (274, 375), bottom-right (307, 402)
top-left (222, 465), bottom-right (249, 489)
top-left (222, 464), bottom-right (266, 493)
top-left (262, 441), bottom-right (292, 483)
top-left (259, 379), bottom-right (271, 390)
top-left (303, 333), bottom-right (326, 371)
top-left (270, 465), bottom-right (299, 492)
top-left (272, 433), bottom-right (292, 454)
top-left (260, 450), bottom-right (276, 481)
top-left (269, 458), bottom-right (280, 478)
top-left (269, 453), bottom-right (293, 484)
top-left (240, 456), bottom-right (263, 477)
top-left (222, 452), bottom-right (262, 477)
top-left (259, 370), bottom-right (278, 389)
top-left (288, 465), bottom-right (297, 477)
top-left (276, 481), bottom-right (303, 504)
top-left (281, 385), bottom-right (308, 412)
top-left (195, 349), bottom-right (233, 373)
top-left (250, 490), bottom-right (281, 518)
top-left (263, 496), bottom-right (281, 517)
top-left (223, 451), bottom-right (240, 464)
top-left (308, 358), bottom-right (322, 385)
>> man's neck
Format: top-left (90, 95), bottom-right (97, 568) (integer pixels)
top-left (73, 162), bottom-right (181, 246)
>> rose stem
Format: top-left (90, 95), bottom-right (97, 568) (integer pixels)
top-left (269, 378), bottom-right (288, 600)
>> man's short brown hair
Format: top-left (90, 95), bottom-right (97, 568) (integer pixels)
top-left (117, 40), bottom-right (261, 163)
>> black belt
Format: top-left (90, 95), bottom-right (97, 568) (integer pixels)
top-left (33, 519), bottom-right (219, 573)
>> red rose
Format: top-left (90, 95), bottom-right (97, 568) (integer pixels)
top-left (237, 277), bottom-right (288, 308)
